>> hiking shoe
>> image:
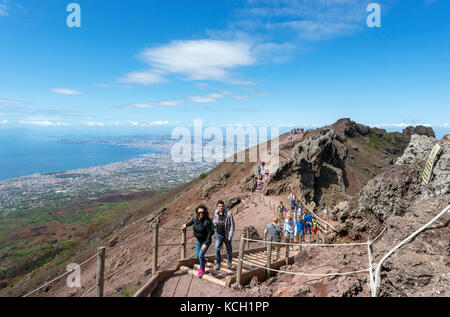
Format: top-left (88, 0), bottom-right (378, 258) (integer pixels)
top-left (227, 262), bottom-right (232, 269)
top-left (214, 263), bottom-right (221, 270)
top-left (198, 268), bottom-right (205, 278)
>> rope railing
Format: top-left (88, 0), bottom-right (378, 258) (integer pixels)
top-left (295, 195), bottom-right (337, 232)
top-left (80, 284), bottom-right (97, 298)
top-left (241, 259), bottom-right (370, 277)
top-left (371, 205), bottom-right (450, 297)
top-left (234, 226), bottom-right (388, 292)
top-left (106, 231), bottom-right (150, 252)
top-left (23, 252), bottom-right (98, 297)
top-left (242, 237), bottom-right (368, 247)
top-left (159, 226), bottom-right (182, 231)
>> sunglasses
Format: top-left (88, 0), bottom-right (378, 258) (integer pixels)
top-left (198, 212), bottom-right (204, 214)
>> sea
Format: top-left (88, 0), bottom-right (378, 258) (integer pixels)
top-left (0, 134), bottom-right (155, 181)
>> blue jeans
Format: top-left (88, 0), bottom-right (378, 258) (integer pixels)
top-left (195, 240), bottom-right (211, 270)
top-left (214, 233), bottom-right (233, 265)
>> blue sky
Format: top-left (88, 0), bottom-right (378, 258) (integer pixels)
top-left (0, 0), bottom-right (449, 135)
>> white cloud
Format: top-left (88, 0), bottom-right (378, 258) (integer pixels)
top-left (119, 71), bottom-right (166, 85)
top-left (1, 119), bottom-right (9, 124)
top-left (375, 123), bottom-right (450, 128)
top-left (0, 98), bottom-right (26, 105)
top-left (85, 121), bottom-right (105, 127)
top-left (147, 121), bottom-right (170, 126)
top-left (19, 120), bottom-right (68, 126)
top-left (0, 0), bottom-right (9, 17)
top-left (189, 93), bottom-right (225, 103)
top-left (232, 0), bottom-right (368, 42)
top-left (126, 99), bottom-right (183, 109)
top-left (122, 39), bottom-right (256, 85)
top-left (95, 83), bottom-right (110, 88)
top-left (275, 20), bottom-right (359, 41)
top-left (51, 88), bottom-right (82, 95)
top-left (127, 120), bottom-right (140, 126)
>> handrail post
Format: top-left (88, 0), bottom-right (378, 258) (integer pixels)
top-left (181, 226), bottom-right (187, 260)
top-left (152, 218), bottom-right (159, 277)
top-left (236, 233), bottom-right (245, 286)
top-left (246, 228), bottom-right (250, 250)
top-left (96, 246), bottom-right (106, 297)
top-left (266, 237), bottom-right (273, 280)
top-left (285, 239), bottom-right (290, 266)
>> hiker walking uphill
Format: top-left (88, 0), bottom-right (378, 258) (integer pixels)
top-left (264, 216), bottom-right (283, 260)
top-left (182, 205), bottom-right (214, 278)
top-left (213, 200), bottom-right (235, 270)
top-left (278, 201), bottom-right (288, 220)
top-left (288, 193), bottom-right (297, 214)
top-left (295, 215), bottom-right (305, 246)
top-left (283, 214), bottom-right (295, 251)
top-left (297, 202), bottom-right (304, 220)
top-left (303, 211), bottom-right (313, 243)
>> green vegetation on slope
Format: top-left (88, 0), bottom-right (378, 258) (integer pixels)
top-left (0, 189), bottom-right (168, 287)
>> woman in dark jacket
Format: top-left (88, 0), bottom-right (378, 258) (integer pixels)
top-left (182, 205), bottom-right (214, 277)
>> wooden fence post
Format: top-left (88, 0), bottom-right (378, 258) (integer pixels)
top-left (181, 226), bottom-right (187, 260)
top-left (246, 228), bottom-right (250, 250)
top-left (266, 238), bottom-right (273, 280)
top-left (236, 233), bottom-right (246, 286)
top-left (96, 246), bottom-right (106, 297)
top-left (285, 239), bottom-right (290, 266)
top-left (152, 218), bottom-right (159, 277)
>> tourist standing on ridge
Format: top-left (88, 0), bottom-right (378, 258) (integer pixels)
top-left (213, 200), bottom-right (235, 270)
top-left (288, 193), bottom-right (297, 213)
top-left (284, 213), bottom-right (295, 251)
top-left (311, 219), bottom-right (319, 243)
top-left (303, 211), bottom-right (313, 243)
top-left (258, 166), bottom-right (262, 179)
top-left (278, 201), bottom-right (287, 220)
top-left (295, 215), bottom-right (305, 249)
top-left (297, 202), bottom-right (304, 220)
top-left (264, 216), bottom-right (283, 260)
top-left (182, 205), bottom-right (214, 278)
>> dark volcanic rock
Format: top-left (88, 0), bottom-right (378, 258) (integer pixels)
top-left (240, 175), bottom-right (257, 192)
top-left (264, 129), bottom-right (348, 206)
top-left (225, 197), bottom-right (241, 210)
top-left (403, 126), bottom-right (436, 138)
top-left (242, 225), bottom-right (261, 240)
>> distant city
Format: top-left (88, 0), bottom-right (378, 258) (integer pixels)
top-left (0, 135), bottom-right (218, 216)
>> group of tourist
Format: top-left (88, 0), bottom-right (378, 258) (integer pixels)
top-left (275, 193), bottom-right (320, 242)
top-left (182, 200), bottom-right (235, 278)
top-left (291, 128), bottom-right (304, 135)
top-left (182, 194), bottom-right (321, 278)
top-left (288, 128), bottom-right (305, 142)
